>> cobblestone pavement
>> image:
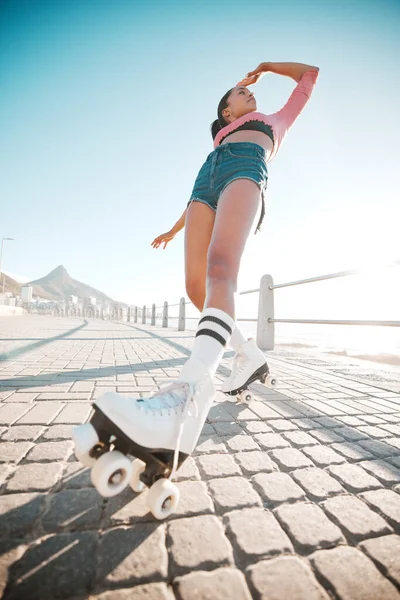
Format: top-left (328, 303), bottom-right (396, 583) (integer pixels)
top-left (1, 315), bottom-right (400, 600)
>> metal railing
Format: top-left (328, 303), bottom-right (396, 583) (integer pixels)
top-left (130, 259), bottom-right (400, 350)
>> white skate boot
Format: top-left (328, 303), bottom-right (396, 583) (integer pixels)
top-left (72, 357), bottom-right (215, 519)
top-left (221, 339), bottom-right (277, 403)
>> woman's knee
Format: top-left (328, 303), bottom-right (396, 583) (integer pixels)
top-left (207, 255), bottom-right (238, 288)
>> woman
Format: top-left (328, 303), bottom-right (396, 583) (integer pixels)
top-left (151, 61), bottom-right (319, 399)
top-left (75, 61), bottom-right (319, 504)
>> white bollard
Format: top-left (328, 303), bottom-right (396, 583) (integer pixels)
top-left (142, 305), bottom-right (146, 324)
top-left (178, 297), bottom-right (185, 331)
top-left (256, 274), bottom-right (275, 351)
top-left (151, 303), bottom-right (156, 326)
top-left (162, 301), bottom-right (168, 328)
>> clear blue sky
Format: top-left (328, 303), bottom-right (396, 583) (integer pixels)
top-left (1, 0), bottom-right (399, 323)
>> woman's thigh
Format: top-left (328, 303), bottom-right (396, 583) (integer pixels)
top-left (207, 179), bottom-right (262, 285)
top-left (185, 201), bottom-right (216, 291)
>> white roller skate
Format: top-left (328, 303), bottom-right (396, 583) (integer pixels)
top-left (222, 339), bottom-right (278, 403)
top-left (72, 357), bottom-right (215, 520)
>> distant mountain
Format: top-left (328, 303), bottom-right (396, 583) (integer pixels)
top-left (27, 265), bottom-right (123, 306)
top-left (0, 273), bottom-right (22, 296)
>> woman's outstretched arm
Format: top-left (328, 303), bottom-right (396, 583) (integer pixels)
top-left (151, 208), bottom-right (187, 250)
top-left (237, 61), bottom-right (319, 86)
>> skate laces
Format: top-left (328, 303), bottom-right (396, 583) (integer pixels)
top-left (138, 380), bottom-right (201, 480)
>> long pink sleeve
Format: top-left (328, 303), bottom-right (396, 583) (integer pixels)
top-left (265, 69), bottom-right (319, 161)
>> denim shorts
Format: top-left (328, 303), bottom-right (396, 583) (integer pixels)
top-left (188, 142), bottom-right (268, 214)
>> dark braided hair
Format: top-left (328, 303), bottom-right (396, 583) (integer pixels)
top-left (210, 88), bottom-right (234, 140)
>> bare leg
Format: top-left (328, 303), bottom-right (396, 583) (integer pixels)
top-left (205, 180), bottom-right (262, 318)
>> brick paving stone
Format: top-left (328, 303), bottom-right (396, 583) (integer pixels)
top-left (360, 535), bottom-right (400, 586)
top-left (96, 523), bottom-right (167, 588)
top-left (175, 456), bottom-right (200, 481)
top-left (358, 438), bottom-right (399, 458)
top-left (380, 424), bottom-right (400, 436)
top-left (102, 487), bottom-right (155, 527)
top-left (244, 400), bottom-right (280, 419)
top-left (331, 442), bottom-right (374, 462)
top-left (361, 414), bottom-right (392, 425)
top-left (174, 568), bottom-right (252, 600)
top-left (360, 489), bottom-right (400, 527)
top-left (252, 472), bottom-right (306, 505)
top-left (212, 421), bottom-right (244, 435)
top-left (42, 488), bottom-right (103, 531)
top-left (328, 463), bottom-right (382, 493)
top-left (386, 437), bottom-right (400, 450)
top-left (313, 416), bottom-right (341, 428)
top-left (275, 502), bottom-right (343, 553)
top-left (336, 415), bottom-right (366, 426)
top-left (0, 441), bottom-right (33, 463)
top-left (225, 507), bottom-right (293, 561)
top-left (247, 556), bottom-right (330, 600)
top-left (25, 440), bottom-right (73, 462)
top-left (200, 423), bottom-right (215, 436)
top-left (310, 545), bottom-right (400, 600)
top-left (172, 481), bottom-right (214, 518)
top-left (242, 421), bottom-right (273, 433)
top-left (309, 429), bottom-right (345, 444)
top-left (223, 433), bottom-right (260, 452)
top-left (207, 405), bottom-right (238, 422)
top-left (15, 402), bottom-right (64, 424)
top-left (1, 425), bottom-right (45, 441)
top-left (91, 582), bottom-right (173, 599)
top-left (194, 435), bottom-right (228, 455)
top-left (0, 403), bottom-right (30, 425)
top-left (0, 463), bottom-right (12, 486)
top-left (268, 419), bottom-right (299, 432)
top-left (357, 459), bottom-right (400, 485)
top-left (234, 451), bottom-right (278, 475)
top-left (390, 456), bottom-right (400, 469)
top-left (0, 492), bottom-right (45, 536)
top-left (197, 453), bottom-right (242, 478)
top-left (5, 392), bottom-right (38, 402)
top-left (291, 467), bottom-right (345, 501)
top-left (168, 514), bottom-right (234, 577)
top-left (323, 494), bottom-right (393, 541)
top-left (61, 461), bottom-right (92, 489)
top-left (208, 476), bottom-right (262, 512)
top-left (302, 445), bottom-right (347, 467)
top-left (4, 531), bottom-right (97, 600)
top-left (254, 433), bottom-right (291, 451)
top-left (358, 425), bottom-right (393, 439)
top-left (269, 448), bottom-right (314, 471)
top-left (282, 431), bottom-right (318, 447)
top-left (6, 461), bottom-right (64, 492)
top-left (334, 426), bottom-right (370, 441)
top-left (41, 424), bottom-right (74, 440)
top-left (293, 418), bottom-right (323, 430)
top-left (53, 403), bottom-right (92, 424)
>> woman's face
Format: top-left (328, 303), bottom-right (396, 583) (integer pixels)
top-left (222, 86), bottom-right (257, 123)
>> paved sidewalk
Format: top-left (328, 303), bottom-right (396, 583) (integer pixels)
top-left (1, 315), bottom-right (400, 600)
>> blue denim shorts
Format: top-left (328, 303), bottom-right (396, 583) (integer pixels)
top-left (188, 142), bottom-right (268, 214)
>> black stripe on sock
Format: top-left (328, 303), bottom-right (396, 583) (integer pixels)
top-left (196, 328), bottom-right (227, 347)
top-left (198, 315), bottom-right (233, 336)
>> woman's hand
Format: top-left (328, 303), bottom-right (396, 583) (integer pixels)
top-left (237, 62), bottom-right (270, 87)
top-left (151, 231), bottom-right (176, 250)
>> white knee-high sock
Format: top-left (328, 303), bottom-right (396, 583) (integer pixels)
top-left (229, 325), bottom-right (247, 351)
top-left (186, 307), bottom-right (235, 376)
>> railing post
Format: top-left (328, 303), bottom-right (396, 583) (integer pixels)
top-left (134, 306), bottom-right (138, 323)
top-left (151, 303), bottom-right (156, 326)
top-left (178, 297), bottom-right (186, 331)
top-left (256, 274), bottom-right (275, 351)
top-left (142, 305), bottom-right (146, 324)
top-left (162, 301), bottom-right (168, 328)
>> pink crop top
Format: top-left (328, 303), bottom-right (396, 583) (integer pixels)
top-left (213, 69), bottom-right (319, 163)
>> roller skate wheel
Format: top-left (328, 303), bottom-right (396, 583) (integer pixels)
top-left (265, 375), bottom-right (278, 388)
top-left (130, 458), bottom-right (146, 493)
top-left (146, 478), bottom-right (180, 520)
top-left (91, 450), bottom-right (133, 497)
top-left (238, 389), bottom-right (253, 404)
top-left (72, 423), bottom-right (99, 467)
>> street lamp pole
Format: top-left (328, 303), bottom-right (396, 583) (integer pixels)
top-left (0, 237), bottom-right (15, 295)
